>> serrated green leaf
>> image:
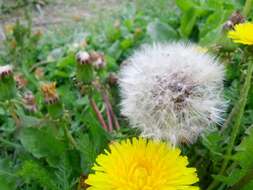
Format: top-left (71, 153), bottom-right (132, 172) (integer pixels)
top-left (242, 180), bottom-right (253, 190)
top-left (219, 127), bottom-right (253, 186)
top-left (234, 127), bottom-right (253, 168)
top-left (54, 151), bottom-right (80, 190)
top-left (202, 131), bottom-right (224, 156)
top-left (18, 160), bottom-right (57, 190)
top-left (56, 53), bottom-right (75, 68)
top-left (19, 127), bottom-right (67, 165)
top-left (77, 125), bottom-right (109, 174)
top-left (0, 177), bottom-right (14, 190)
top-left (0, 159), bottom-right (16, 190)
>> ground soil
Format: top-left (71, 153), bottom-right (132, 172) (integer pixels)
top-left (0, 0), bottom-right (124, 41)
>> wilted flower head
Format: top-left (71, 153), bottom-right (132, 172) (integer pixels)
top-left (41, 82), bottom-right (59, 104)
top-left (119, 43), bottom-right (226, 145)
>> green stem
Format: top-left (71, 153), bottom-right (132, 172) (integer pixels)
top-left (229, 168), bottom-right (253, 190)
top-left (0, 137), bottom-right (21, 148)
top-left (63, 123), bottom-right (78, 149)
top-left (243, 0), bottom-right (252, 17)
top-left (207, 57), bottom-right (253, 190)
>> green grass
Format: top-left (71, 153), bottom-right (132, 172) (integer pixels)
top-left (1, 0), bottom-right (253, 189)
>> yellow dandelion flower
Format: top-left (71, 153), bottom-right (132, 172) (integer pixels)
top-left (228, 22), bottom-right (253, 45)
top-left (85, 138), bottom-right (199, 190)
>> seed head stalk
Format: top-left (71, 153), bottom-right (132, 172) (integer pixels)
top-left (207, 55), bottom-right (253, 190)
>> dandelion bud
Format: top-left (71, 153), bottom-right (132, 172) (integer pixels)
top-left (107, 73), bottom-right (118, 86)
top-left (14, 73), bottom-right (27, 89)
top-left (23, 91), bottom-right (37, 112)
top-left (76, 51), bottom-right (91, 65)
top-left (41, 82), bottom-right (62, 118)
top-left (134, 27), bottom-right (142, 39)
top-left (0, 65), bottom-right (13, 77)
top-left (119, 43), bottom-right (227, 145)
top-left (34, 67), bottom-right (44, 79)
top-left (90, 51), bottom-right (106, 69)
top-left (0, 65), bottom-right (16, 101)
top-left (76, 51), bottom-right (94, 84)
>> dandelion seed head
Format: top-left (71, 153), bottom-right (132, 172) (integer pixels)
top-left (119, 42), bottom-right (226, 145)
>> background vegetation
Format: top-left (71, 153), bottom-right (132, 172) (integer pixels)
top-left (1, 0), bottom-right (253, 189)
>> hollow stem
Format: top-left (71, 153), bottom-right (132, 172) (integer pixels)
top-left (102, 91), bottom-right (120, 130)
top-left (105, 102), bottom-right (113, 132)
top-left (89, 97), bottom-right (109, 131)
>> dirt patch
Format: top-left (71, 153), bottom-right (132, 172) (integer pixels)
top-left (0, 0), bottom-right (124, 41)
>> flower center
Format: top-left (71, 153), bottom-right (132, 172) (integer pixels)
top-left (151, 73), bottom-right (195, 112)
top-left (129, 163), bottom-right (154, 190)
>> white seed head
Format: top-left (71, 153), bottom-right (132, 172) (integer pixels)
top-left (119, 42), bottom-right (227, 145)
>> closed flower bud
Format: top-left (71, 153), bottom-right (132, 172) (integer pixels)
top-left (14, 73), bottom-right (27, 89)
top-left (34, 67), bottom-right (44, 79)
top-left (41, 82), bottom-right (63, 118)
top-left (107, 73), bottom-right (118, 86)
top-left (0, 65), bottom-right (13, 77)
top-left (89, 51), bottom-right (106, 69)
top-left (0, 65), bottom-right (16, 101)
top-left (76, 51), bottom-right (91, 65)
top-left (76, 51), bottom-right (94, 84)
top-left (23, 91), bottom-right (37, 112)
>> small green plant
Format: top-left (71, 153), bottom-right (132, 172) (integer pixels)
top-left (1, 0), bottom-right (253, 189)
